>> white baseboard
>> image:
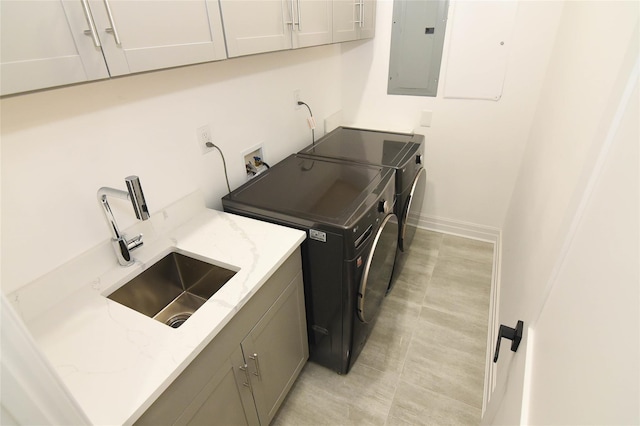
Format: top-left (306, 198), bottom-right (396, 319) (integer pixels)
top-left (417, 214), bottom-right (501, 243)
top-left (483, 231), bottom-right (501, 415)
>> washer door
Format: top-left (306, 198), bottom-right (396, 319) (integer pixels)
top-left (400, 168), bottom-right (427, 252)
top-left (357, 214), bottom-right (399, 323)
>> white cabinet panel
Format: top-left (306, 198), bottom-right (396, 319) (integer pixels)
top-left (1, 0), bottom-right (227, 95)
top-left (93, 0), bottom-right (227, 76)
top-left (333, 0), bottom-right (358, 42)
top-left (333, 0), bottom-right (375, 43)
top-left (292, 0), bottom-right (332, 48)
top-left (359, 0), bottom-right (375, 39)
top-left (221, 0), bottom-right (332, 57)
top-left (0, 0), bottom-right (109, 96)
top-left (220, 0), bottom-right (292, 57)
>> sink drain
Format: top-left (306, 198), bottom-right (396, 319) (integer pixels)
top-left (166, 313), bottom-right (191, 328)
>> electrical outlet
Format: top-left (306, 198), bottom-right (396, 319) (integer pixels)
top-left (197, 125), bottom-right (214, 154)
top-left (420, 110), bottom-right (433, 127)
top-left (293, 89), bottom-right (301, 110)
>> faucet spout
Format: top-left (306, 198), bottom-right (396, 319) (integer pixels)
top-left (97, 176), bottom-right (150, 266)
top-left (125, 176), bottom-right (150, 221)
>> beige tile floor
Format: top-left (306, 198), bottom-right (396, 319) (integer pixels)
top-left (272, 229), bottom-right (494, 426)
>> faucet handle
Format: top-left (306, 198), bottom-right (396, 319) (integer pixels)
top-left (126, 233), bottom-right (144, 251)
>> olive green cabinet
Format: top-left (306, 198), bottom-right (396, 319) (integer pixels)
top-left (136, 249), bottom-right (308, 426)
top-left (239, 271), bottom-right (308, 425)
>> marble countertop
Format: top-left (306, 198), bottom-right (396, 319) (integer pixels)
top-left (15, 194), bottom-right (306, 425)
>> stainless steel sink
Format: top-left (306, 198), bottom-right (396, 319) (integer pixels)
top-left (107, 252), bottom-right (237, 328)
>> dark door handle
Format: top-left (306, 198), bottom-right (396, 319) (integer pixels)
top-left (493, 320), bottom-right (524, 363)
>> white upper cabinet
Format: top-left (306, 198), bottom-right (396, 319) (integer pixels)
top-left (0, 0), bottom-right (109, 96)
top-left (220, 0), bottom-right (292, 57)
top-left (220, 0), bottom-right (332, 58)
top-left (93, 0), bottom-right (227, 76)
top-left (1, 0), bottom-right (227, 96)
top-left (292, 0), bottom-right (333, 49)
top-left (1, 0), bottom-right (373, 95)
top-left (333, 0), bottom-right (375, 43)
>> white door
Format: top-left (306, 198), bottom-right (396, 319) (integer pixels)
top-left (523, 64), bottom-right (638, 425)
top-left (483, 2), bottom-right (638, 423)
top-left (291, 0), bottom-right (332, 49)
top-left (0, 0), bottom-right (109, 95)
top-left (220, 0), bottom-right (292, 57)
top-left (90, 0), bottom-right (227, 76)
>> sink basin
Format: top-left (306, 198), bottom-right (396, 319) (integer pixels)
top-left (107, 252), bottom-right (237, 328)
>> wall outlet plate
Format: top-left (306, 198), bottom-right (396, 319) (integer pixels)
top-left (420, 110), bottom-right (433, 127)
top-left (197, 125), bottom-right (215, 154)
top-left (293, 89), bottom-right (301, 110)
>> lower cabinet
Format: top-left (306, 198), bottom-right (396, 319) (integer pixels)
top-left (176, 350), bottom-right (258, 426)
top-left (136, 249), bottom-right (308, 426)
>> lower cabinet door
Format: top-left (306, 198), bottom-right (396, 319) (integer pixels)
top-left (178, 347), bottom-right (259, 426)
top-left (241, 272), bottom-right (308, 425)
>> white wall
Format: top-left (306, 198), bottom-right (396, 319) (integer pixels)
top-left (486, 1), bottom-right (639, 423)
top-left (527, 74), bottom-right (638, 425)
top-left (340, 0), bottom-right (563, 231)
top-left (0, 0), bottom-right (567, 296)
top-left (1, 45), bottom-right (342, 294)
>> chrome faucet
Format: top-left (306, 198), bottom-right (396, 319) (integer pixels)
top-left (97, 176), bottom-right (150, 266)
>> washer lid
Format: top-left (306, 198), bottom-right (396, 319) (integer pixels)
top-left (299, 127), bottom-right (417, 168)
top-left (224, 155), bottom-right (394, 227)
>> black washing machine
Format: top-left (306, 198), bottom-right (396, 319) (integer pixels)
top-left (222, 154), bottom-right (398, 374)
top-left (298, 127), bottom-right (426, 284)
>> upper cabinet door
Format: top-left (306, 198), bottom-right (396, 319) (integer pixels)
top-left (0, 0), bottom-right (109, 96)
top-left (333, 0), bottom-right (375, 43)
top-left (359, 0), bottom-right (375, 39)
top-left (220, 0), bottom-right (292, 58)
top-left (291, 0), bottom-right (332, 49)
top-left (90, 0), bottom-right (227, 76)
top-left (332, 0), bottom-right (358, 42)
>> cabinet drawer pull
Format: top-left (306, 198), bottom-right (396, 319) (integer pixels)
top-left (286, 0), bottom-right (294, 26)
top-left (355, 0), bottom-right (365, 28)
top-left (81, 0), bottom-right (101, 47)
top-left (102, 0), bottom-right (121, 46)
top-left (239, 364), bottom-right (252, 390)
top-left (249, 353), bottom-right (261, 380)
